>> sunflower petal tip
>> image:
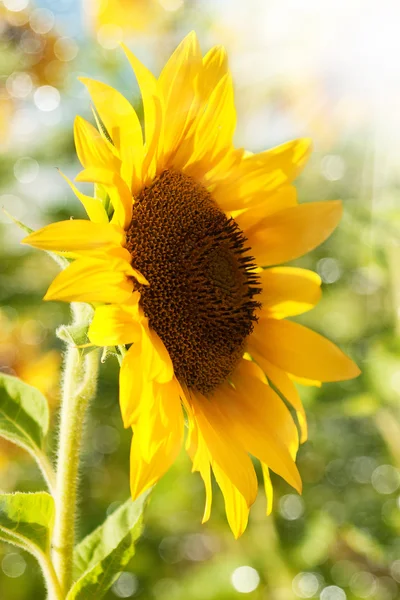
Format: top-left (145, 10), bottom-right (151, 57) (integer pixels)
top-left (232, 527), bottom-right (244, 540)
top-left (43, 290), bottom-right (54, 302)
top-left (345, 360), bottom-right (361, 380)
top-left (20, 234), bottom-right (30, 245)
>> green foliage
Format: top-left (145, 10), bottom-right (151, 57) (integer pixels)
top-left (0, 492), bottom-right (55, 555)
top-left (67, 493), bottom-right (149, 599)
top-left (0, 373), bottom-right (49, 456)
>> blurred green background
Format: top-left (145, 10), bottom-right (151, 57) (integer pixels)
top-left (1, 1), bottom-right (400, 599)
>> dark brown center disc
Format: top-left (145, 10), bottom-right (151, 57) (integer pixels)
top-left (125, 169), bottom-right (261, 395)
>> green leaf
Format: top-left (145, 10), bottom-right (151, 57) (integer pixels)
top-left (68, 492), bottom-right (149, 600)
top-left (0, 373), bottom-right (49, 455)
top-left (0, 492), bottom-right (55, 555)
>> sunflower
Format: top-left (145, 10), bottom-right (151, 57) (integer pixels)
top-left (22, 32), bottom-right (360, 537)
top-left (88, 0), bottom-right (162, 39)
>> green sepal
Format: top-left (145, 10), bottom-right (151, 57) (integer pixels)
top-left (4, 209), bottom-right (70, 270)
top-left (100, 346), bottom-right (118, 363)
top-left (67, 492), bottom-right (150, 600)
top-left (56, 304), bottom-right (95, 357)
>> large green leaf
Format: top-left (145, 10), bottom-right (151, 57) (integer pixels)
top-left (0, 372), bottom-right (49, 455)
top-left (0, 492), bottom-right (55, 555)
top-left (68, 493), bottom-right (149, 600)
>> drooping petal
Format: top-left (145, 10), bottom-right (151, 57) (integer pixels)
top-left (212, 138), bottom-right (312, 211)
top-left (43, 256), bottom-right (135, 303)
top-left (251, 317), bottom-right (361, 382)
top-left (189, 391), bottom-right (258, 509)
top-left (248, 347), bottom-right (308, 443)
top-left (212, 462), bottom-right (250, 539)
top-left (185, 411), bottom-right (213, 524)
top-left (119, 321), bottom-right (174, 429)
top-left (58, 170), bottom-right (109, 224)
top-left (261, 464), bottom-right (274, 516)
top-left (185, 405), bottom-right (213, 524)
top-left (119, 341), bottom-right (149, 428)
top-left (246, 200), bottom-right (343, 267)
top-left (130, 378), bottom-right (184, 498)
top-left (224, 362), bottom-right (302, 491)
top-left (258, 267), bottom-right (322, 319)
top-left (133, 376), bottom-right (184, 464)
top-left (22, 220), bottom-right (124, 253)
top-left (88, 299), bottom-right (141, 347)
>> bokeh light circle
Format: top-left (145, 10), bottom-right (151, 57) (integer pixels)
top-left (231, 566), bottom-right (260, 593)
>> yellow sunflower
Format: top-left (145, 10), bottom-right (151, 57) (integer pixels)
top-left (88, 0), bottom-right (163, 39)
top-left (22, 32), bottom-right (360, 537)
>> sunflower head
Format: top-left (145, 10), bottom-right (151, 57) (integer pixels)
top-left (22, 32), bottom-right (360, 538)
top-left (126, 168), bottom-right (261, 394)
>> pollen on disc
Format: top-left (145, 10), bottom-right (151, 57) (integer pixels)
top-left (126, 169), bottom-right (261, 395)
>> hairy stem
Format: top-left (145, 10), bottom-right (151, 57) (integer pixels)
top-left (38, 550), bottom-right (64, 600)
top-left (36, 449), bottom-right (57, 496)
top-left (51, 340), bottom-right (99, 595)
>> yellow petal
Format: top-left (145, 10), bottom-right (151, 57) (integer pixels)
top-left (247, 200), bottom-right (343, 267)
top-left (120, 341), bottom-right (150, 428)
top-left (203, 147), bottom-right (244, 186)
top-left (120, 43), bottom-right (163, 184)
top-left (259, 267), bottom-right (321, 319)
top-left (119, 322), bottom-right (174, 428)
top-left (252, 317), bottom-right (361, 382)
top-left (134, 377), bottom-right (183, 464)
top-left (201, 45), bottom-right (228, 98)
top-left (213, 138), bottom-right (312, 211)
top-left (225, 363), bottom-right (302, 491)
top-left (180, 73), bottom-right (236, 176)
top-left (22, 220), bottom-right (124, 252)
top-left (261, 464), bottom-right (274, 516)
top-left (158, 31), bottom-right (202, 160)
top-left (44, 256), bottom-right (134, 303)
top-left (74, 115), bottom-right (120, 171)
top-left (212, 462), bottom-right (250, 539)
top-left (88, 299), bottom-right (141, 347)
top-left (233, 185), bottom-right (297, 229)
top-left (189, 391), bottom-right (258, 508)
top-left (130, 378), bottom-right (184, 498)
top-left (142, 323), bottom-right (174, 385)
top-left (290, 374), bottom-right (322, 387)
top-left (75, 168), bottom-right (132, 229)
top-left (58, 170), bottom-right (109, 224)
top-left (248, 348), bottom-right (308, 443)
top-left (185, 414), bottom-right (213, 524)
top-left (79, 77), bottom-right (143, 162)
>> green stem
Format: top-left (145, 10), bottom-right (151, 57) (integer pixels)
top-left (51, 342), bottom-right (100, 595)
top-left (36, 449), bottom-right (57, 496)
top-left (37, 550), bottom-right (64, 600)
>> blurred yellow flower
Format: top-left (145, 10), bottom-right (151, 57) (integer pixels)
top-left (0, 309), bottom-right (60, 470)
top-left (95, 0), bottom-right (157, 29)
top-left (87, 0), bottom-right (177, 44)
top-left (23, 32), bottom-right (360, 537)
